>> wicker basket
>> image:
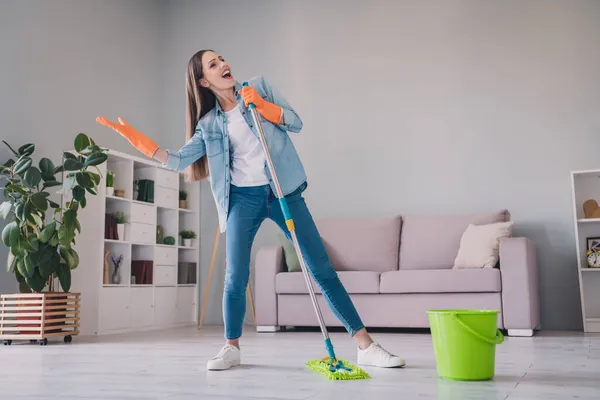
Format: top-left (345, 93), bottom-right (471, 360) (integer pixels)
top-left (0, 292), bottom-right (80, 346)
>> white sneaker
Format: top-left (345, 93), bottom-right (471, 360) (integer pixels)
top-left (357, 342), bottom-right (406, 368)
top-left (206, 344), bottom-right (241, 370)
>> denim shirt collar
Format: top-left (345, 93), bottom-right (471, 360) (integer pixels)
top-left (214, 80), bottom-right (244, 116)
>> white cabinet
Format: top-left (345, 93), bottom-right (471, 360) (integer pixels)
top-left (129, 287), bottom-right (154, 328)
top-left (155, 287), bottom-right (177, 326)
top-left (176, 287), bottom-right (197, 323)
top-left (155, 247), bottom-right (177, 266)
top-left (154, 265), bottom-right (177, 286)
top-left (130, 222), bottom-right (155, 244)
top-left (70, 149), bottom-right (201, 336)
top-left (155, 187), bottom-right (178, 209)
top-left (131, 202), bottom-right (157, 225)
top-left (99, 288), bottom-right (130, 331)
top-left (156, 168), bottom-right (179, 190)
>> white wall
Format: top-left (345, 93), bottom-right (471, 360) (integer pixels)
top-left (162, 0), bottom-right (600, 331)
top-left (0, 0), bottom-right (166, 292)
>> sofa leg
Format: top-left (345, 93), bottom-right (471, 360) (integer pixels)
top-left (507, 329), bottom-right (534, 337)
top-left (257, 325), bottom-right (280, 333)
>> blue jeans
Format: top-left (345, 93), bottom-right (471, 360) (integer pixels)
top-left (223, 182), bottom-right (365, 340)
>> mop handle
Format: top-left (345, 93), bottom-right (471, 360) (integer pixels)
top-left (243, 82), bottom-right (336, 361)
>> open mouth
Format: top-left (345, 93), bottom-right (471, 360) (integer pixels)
top-left (222, 69), bottom-right (232, 79)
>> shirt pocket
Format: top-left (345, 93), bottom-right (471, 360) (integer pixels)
top-left (203, 131), bottom-right (224, 158)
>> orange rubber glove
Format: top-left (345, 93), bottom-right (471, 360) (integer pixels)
top-left (96, 117), bottom-right (159, 158)
top-left (238, 86), bottom-right (282, 125)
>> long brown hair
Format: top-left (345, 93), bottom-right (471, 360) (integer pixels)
top-left (184, 49), bottom-right (216, 181)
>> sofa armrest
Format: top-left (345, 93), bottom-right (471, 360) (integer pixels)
top-left (499, 237), bottom-right (540, 331)
top-left (255, 245), bottom-right (285, 326)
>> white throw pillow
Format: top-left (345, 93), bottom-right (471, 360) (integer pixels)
top-left (453, 221), bottom-right (514, 269)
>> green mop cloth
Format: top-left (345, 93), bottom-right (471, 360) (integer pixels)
top-left (306, 358), bottom-right (370, 380)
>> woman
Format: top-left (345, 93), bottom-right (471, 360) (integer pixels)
top-left (96, 49), bottom-right (405, 371)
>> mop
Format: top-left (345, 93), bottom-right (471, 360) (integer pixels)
top-left (243, 82), bottom-right (370, 380)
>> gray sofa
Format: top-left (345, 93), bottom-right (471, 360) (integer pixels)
top-left (254, 210), bottom-right (540, 337)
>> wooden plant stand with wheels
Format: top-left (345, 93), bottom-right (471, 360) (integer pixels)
top-left (0, 292), bottom-right (80, 346)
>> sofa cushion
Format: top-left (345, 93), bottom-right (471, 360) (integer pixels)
top-left (315, 217), bottom-right (402, 272)
top-left (379, 269), bottom-right (501, 294)
top-left (453, 221), bottom-right (514, 269)
top-left (398, 210), bottom-right (510, 270)
top-left (276, 271), bottom-right (380, 294)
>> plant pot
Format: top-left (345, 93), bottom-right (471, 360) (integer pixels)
top-left (1, 292), bottom-right (81, 343)
top-left (183, 238), bottom-right (192, 247)
top-left (133, 190), bottom-right (138, 201)
top-left (179, 200), bottom-right (188, 209)
top-left (106, 187), bottom-right (114, 196)
top-left (117, 224), bottom-right (125, 241)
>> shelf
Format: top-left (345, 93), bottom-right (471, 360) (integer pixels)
top-left (571, 169), bottom-right (600, 333)
top-left (578, 218), bottom-right (600, 224)
top-left (132, 199), bottom-right (155, 206)
top-left (105, 239), bottom-right (131, 244)
top-left (71, 148), bottom-right (200, 335)
top-left (107, 195), bottom-right (130, 202)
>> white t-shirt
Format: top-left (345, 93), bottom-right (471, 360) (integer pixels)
top-left (225, 104), bottom-right (269, 187)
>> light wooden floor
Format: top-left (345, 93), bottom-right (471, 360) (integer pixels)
top-left (0, 326), bottom-right (599, 399)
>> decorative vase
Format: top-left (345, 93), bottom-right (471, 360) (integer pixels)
top-left (106, 187), bottom-right (114, 196)
top-left (117, 224), bottom-right (125, 241)
top-left (179, 200), bottom-right (188, 209)
top-left (111, 264), bottom-right (121, 284)
top-left (156, 225), bottom-right (164, 244)
top-left (133, 190), bottom-right (138, 201)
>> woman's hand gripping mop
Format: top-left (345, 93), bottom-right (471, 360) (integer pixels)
top-left (242, 82), bottom-right (369, 380)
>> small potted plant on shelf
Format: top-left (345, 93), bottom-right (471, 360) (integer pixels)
top-left (113, 211), bottom-right (129, 241)
top-left (106, 170), bottom-right (115, 196)
top-left (179, 190), bottom-right (188, 209)
top-left (0, 133), bottom-right (108, 345)
top-left (180, 230), bottom-right (196, 247)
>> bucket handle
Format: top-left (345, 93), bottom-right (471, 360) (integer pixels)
top-left (452, 314), bottom-right (504, 345)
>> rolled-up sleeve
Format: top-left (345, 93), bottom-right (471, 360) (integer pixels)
top-left (260, 76), bottom-right (303, 133)
top-left (162, 128), bottom-right (206, 171)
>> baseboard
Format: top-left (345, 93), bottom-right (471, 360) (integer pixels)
top-left (256, 325), bottom-right (279, 333)
top-left (507, 329), bottom-right (534, 337)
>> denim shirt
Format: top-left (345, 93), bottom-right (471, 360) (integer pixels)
top-left (162, 76), bottom-right (306, 232)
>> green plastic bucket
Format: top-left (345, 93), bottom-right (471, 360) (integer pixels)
top-left (427, 309), bottom-right (504, 381)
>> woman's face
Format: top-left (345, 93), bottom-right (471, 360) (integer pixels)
top-left (200, 51), bottom-right (235, 91)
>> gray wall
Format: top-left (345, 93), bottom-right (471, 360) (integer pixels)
top-left (0, 0), bottom-right (166, 292)
top-left (2, 0), bottom-right (598, 331)
top-left (163, 0), bottom-right (600, 331)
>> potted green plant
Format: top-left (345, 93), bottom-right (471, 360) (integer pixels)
top-left (0, 134), bottom-right (107, 345)
top-left (113, 211), bottom-right (128, 241)
top-left (106, 170), bottom-right (115, 196)
top-left (1, 133), bottom-right (107, 293)
top-left (180, 230), bottom-right (196, 247)
top-left (179, 190), bottom-right (188, 209)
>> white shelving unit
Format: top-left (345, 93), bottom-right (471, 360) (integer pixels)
top-left (67, 149), bottom-right (201, 335)
top-left (570, 169), bottom-right (600, 333)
